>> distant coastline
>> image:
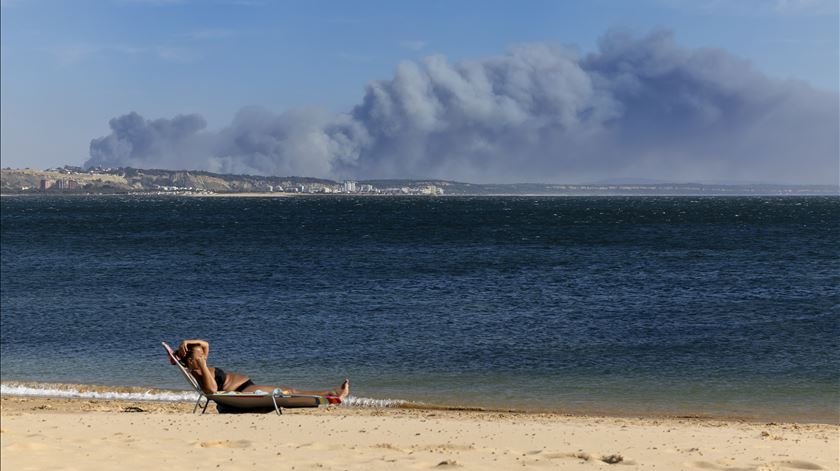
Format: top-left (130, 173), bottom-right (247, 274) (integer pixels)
top-left (2, 166), bottom-right (837, 196)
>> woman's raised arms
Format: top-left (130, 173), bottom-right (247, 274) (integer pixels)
top-left (177, 339), bottom-right (210, 359)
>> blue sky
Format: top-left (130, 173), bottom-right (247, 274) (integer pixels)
top-left (1, 0), bottom-right (838, 180)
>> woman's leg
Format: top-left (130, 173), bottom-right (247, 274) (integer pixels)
top-left (241, 379), bottom-right (349, 398)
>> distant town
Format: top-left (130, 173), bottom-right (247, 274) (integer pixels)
top-left (1, 166), bottom-right (445, 196)
top-left (1, 166), bottom-right (837, 196)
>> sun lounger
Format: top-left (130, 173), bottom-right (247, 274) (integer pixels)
top-left (161, 341), bottom-right (341, 414)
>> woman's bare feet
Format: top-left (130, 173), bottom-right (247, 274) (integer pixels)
top-left (337, 379), bottom-right (350, 399)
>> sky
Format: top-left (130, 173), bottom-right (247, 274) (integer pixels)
top-left (1, 0), bottom-right (838, 184)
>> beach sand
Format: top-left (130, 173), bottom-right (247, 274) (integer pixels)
top-left (1, 395), bottom-right (837, 471)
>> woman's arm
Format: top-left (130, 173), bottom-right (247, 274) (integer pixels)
top-left (178, 339), bottom-right (210, 359)
top-left (189, 349), bottom-right (218, 393)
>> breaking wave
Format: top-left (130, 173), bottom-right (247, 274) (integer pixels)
top-left (0, 382), bottom-right (199, 402)
top-left (0, 382), bottom-right (408, 408)
top-left (341, 396), bottom-right (407, 408)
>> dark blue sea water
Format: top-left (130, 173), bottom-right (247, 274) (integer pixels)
top-left (1, 195), bottom-right (838, 421)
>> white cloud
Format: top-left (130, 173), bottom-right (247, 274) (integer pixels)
top-left (86, 31), bottom-right (840, 184)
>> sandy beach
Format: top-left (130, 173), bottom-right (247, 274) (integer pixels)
top-left (1, 395), bottom-right (836, 471)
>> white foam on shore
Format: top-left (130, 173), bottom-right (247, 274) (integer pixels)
top-left (1, 383), bottom-right (408, 408)
top-left (1, 383), bottom-right (200, 402)
top-left (342, 396), bottom-right (407, 408)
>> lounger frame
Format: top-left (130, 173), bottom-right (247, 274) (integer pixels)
top-left (161, 342), bottom-right (334, 415)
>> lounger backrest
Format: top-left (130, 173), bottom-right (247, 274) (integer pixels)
top-left (161, 341), bottom-right (204, 395)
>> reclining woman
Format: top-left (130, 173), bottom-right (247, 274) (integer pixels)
top-left (175, 339), bottom-right (349, 399)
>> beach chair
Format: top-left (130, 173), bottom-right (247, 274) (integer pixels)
top-left (161, 342), bottom-right (340, 414)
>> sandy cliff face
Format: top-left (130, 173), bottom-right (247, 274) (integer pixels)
top-left (0, 168), bottom-right (322, 193)
top-left (0, 169), bottom-right (275, 193)
top-left (0, 169), bottom-right (131, 193)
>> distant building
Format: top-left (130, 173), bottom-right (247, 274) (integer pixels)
top-left (420, 185), bottom-right (443, 195)
top-left (41, 179), bottom-right (80, 191)
top-left (54, 179), bottom-right (80, 190)
top-left (343, 180), bottom-right (357, 193)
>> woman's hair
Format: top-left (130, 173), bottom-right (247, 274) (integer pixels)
top-left (177, 345), bottom-right (203, 367)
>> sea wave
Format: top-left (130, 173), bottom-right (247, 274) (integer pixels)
top-left (342, 396), bottom-right (407, 408)
top-left (0, 383), bottom-right (199, 402)
top-left (0, 382), bottom-right (408, 408)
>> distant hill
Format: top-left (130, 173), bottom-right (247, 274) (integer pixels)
top-left (1, 167), bottom-right (837, 195)
top-left (1, 167), bottom-right (335, 194)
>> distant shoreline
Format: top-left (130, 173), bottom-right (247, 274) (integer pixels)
top-left (1, 380), bottom-right (836, 425)
top-left (3, 167), bottom-right (837, 196)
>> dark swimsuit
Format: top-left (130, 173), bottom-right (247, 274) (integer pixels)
top-left (213, 367), bottom-right (254, 392)
top-left (236, 379), bottom-right (255, 392)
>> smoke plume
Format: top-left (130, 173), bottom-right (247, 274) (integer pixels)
top-left (86, 30), bottom-right (839, 184)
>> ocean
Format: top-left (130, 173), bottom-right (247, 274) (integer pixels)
top-left (1, 195), bottom-right (838, 422)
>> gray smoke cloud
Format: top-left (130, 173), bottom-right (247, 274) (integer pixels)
top-left (86, 30), bottom-right (839, 184)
